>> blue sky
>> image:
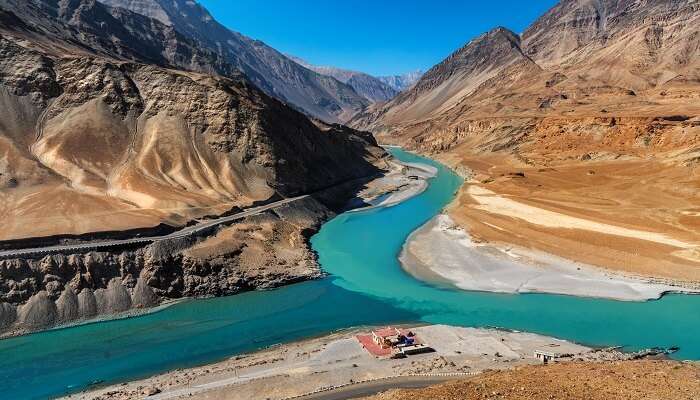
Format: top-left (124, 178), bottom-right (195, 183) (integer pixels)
top-left (199, 0), bottom-right (558, 76)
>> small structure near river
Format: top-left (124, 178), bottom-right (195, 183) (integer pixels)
top-left (534, 349), bottom-right (560, 364)
top-left (357, 326), bottom-right (434, 357)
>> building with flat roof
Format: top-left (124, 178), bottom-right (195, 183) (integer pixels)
top-left (534, 350), bottom-right (559, 364)
top-left (357, 327), bottom-right (423, 357)
top-left (371, 327), bottom-right (416, 349)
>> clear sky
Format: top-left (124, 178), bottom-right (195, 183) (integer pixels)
top-left (199, 0), bottom-right (558, 77)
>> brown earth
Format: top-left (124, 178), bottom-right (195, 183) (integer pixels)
top-left (0, 0), bottom-right (385, 241)
top-left (367, 360), bottom-right (700, 400)
top-left (0, 196), bottom-right (334, 336)
top-left (446, 149), bottom-right (700, 283)
top-left (352, 0), bottom-right (700, 283)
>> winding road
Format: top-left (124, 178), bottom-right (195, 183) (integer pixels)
top-left (0, 195), bottom-right (309, 259)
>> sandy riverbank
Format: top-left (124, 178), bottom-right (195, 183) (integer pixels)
top-left (436, 152), bottom-right (700, 284)
top-left (64, 324), bottom-right (591, 400)
top-left (352, 159), bottom-right (437, 211)
top-left (401, 214), bottom-right (700, 301)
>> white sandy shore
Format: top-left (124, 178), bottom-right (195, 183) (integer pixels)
top-left (353, 159), bottom-right (437, 212)
top-left (66, 324), bottom-right (590, 400)
top-left (401, 214), bottom-right (699, 301)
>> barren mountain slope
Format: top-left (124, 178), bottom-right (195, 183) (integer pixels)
top-left (352, 0), bottom-right (700, 282)
top-left (288, 56), bottom-right (399, 103)
top-left (99, 0), bottom-right (370, 123)
top-left (0, 0), bottom-right (385, 241)
top-left (352, 27), bottom-right (541, 131)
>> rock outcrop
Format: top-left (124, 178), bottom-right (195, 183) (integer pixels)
top-left (0, 303), bottom-right (16, 329)
top-left (0, 195), bottom-right (341, 336)
top-left (77, 289), bottom-right (98, 319)
top-left (131, 278), bottom-right (158, 308)
top-left (17, 291), bottom-right (57, 330)
top-left (56, 287), bottom-right (80, 323)
top-left (95, 278), bottom-right (132, 315)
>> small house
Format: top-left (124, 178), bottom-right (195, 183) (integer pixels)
top-left (534, 350), bottom-right (559, 364)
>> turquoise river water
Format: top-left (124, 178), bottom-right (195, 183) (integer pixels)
top-left (1, 148), bottom-right (699, 399)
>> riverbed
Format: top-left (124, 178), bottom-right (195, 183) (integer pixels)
top-left (1, 148), bottom-right (699, 400)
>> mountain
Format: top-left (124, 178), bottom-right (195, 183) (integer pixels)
top-left (98, 0), bottom-right (369, 123)
top-left (352, 27), bottom-right (540, 131)
top-left (351, 0), bottom-right (700, 283)
top-left (0, 0), bottom-right (385, 241)
top-left (521, 0), bottom-right (700, 87)
top-left (0, 0), bottom-right (386, 240)
top-left (377, 70), bottom-right (423, 91)
top-left (355, 0), bottom-right (700, 144)
top-left (288, 56), bottom-right (399, 103)
top-left (0, 0), bottom-right (386, 334)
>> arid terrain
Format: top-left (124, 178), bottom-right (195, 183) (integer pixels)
top-left (1, 0), bottom-right (698, 399)
top-left (65, 324), bottom-right (593, 400)
top-left (0, 0), bottom-right (391, 335)
top-left (366, 360), bottom-right (700, 400)
top-left (354, 0), bottom-right (700, 284)
top-left (67, 324), bottom-right (691, 400)
top-left (99, 0), bottom-right (370, 123)
top-left (447, 152), bottom-right (700, 283)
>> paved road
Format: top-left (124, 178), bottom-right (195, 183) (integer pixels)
top-left (151, 375), bottom-right (460, 400)
top-left (298, 375), bottom-right (459, 400)
top-left (0, 195), bottom-right (309, 259)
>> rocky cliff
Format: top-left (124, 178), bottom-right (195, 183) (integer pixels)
top-left (0, 196), bottom-right (333, 336)
top-left (0, 0), bottom-right (387, 335)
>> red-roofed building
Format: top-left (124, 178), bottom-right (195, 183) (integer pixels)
top-left (372, 327), bottom-right (402, 349)
top-left (356, 327), bottom-right (419, 357)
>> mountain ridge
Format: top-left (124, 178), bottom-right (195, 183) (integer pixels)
top-left (352, 0), bottom-right (700, 140)
top-left (350, 26), bottom-right (541, 131)
top-left (98, 0), bottom-right (370, 123)
top-left (377, 70), bottom-right (424, 92)
top-left (0, 0), bottom-right (386, 240)
top-left (286, 55), bottom-right (399, 103)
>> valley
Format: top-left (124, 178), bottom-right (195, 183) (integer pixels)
top-left (0, 0), bottom-right (698, 399)
top-left (2, 149), bottom-right (700, 400)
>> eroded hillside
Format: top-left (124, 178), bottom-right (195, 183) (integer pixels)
top-left (0, 0), bottom-right (384, 241)
top-left (99, 0), bottom-right (371, 123)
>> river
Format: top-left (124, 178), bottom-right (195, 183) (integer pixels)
top-left (1, 148), bottom-right (699, 399)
